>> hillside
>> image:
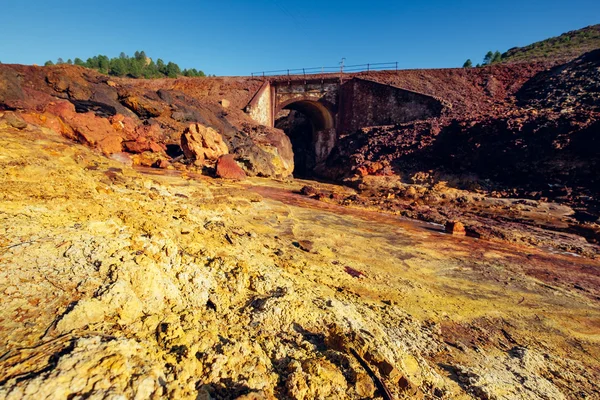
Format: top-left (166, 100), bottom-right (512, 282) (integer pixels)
top-left (502, 24), bottom-right (600, 63)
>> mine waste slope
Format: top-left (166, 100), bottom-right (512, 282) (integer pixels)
top-left (0, 25), bottom-right (600, 399)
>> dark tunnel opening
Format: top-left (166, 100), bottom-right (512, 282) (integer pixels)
top-left (274, 100), bottom-right (334, 179)
top-left (275, 110), bottom-right (315, 177)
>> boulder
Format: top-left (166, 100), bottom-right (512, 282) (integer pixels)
top-left (216, 154), bottom-right (246, 180)
top-left (181, 123), bottom-right (228, 164)
top-left (131, 152), bottom-right (166, 168)
top-left (97, 135), bottom-right (124, 155)
top-left (0, 112), bottom-right (27, 130)
top-left (121, 95), bottom-right (165, 118)
top-left (123, 140), bottom-right (147, 153)
top-left (300, 186), bottom-right (318, 196)
top-left (110, 114), bottom-right (138, 138)
top-left (229, 124), bottom-right (294, 178)
top-left (134, 123), bottom-right (164, 142)
top-left (445, 220), bottom-right (466, 236)
top-left (156, 159), bottom-right (171, 169)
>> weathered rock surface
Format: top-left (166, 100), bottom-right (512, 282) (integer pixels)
top-left (0, 124), bottom-right (599, 400)
top-left (445, 220), bottom-right (466, 236)
top-left (0, 63), bottom-right (294, 177)
top-left (216, 154), bottom-right (246, 180)
top-left (229, 123), bottom-right (294, 178)
top-left (181, 123), bottom-right (229, 163)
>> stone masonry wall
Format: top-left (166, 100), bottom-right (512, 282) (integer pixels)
top-left (339, 78), bottom-right (443, 133)
top-left (246, 81), bottom-right (273, 127)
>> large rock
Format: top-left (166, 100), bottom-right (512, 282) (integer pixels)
top-left (216, 154), bottom-right (246, 180)
top-left (180, 123), bottom-right (228, 164)
top-left (228, 124), bottom-right (294, 178)
top-left (45, 101), bottom-right (125, 154)
top-left (0, 112), bottom-right (27, 130)
top-left (121, 95), bottom-right (165, 118)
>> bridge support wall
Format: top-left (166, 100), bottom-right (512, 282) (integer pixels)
top-left (245, 81), bottom-right (273, 127)
top-left (339, 78), bottom-right (444, 133)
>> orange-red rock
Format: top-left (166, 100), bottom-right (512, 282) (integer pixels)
top-left (445, 220), bottom-right (466, 236)
top-left (45, 101), bottom-right (124, 154)
top-left (216, 154), bottom-right (246, 180)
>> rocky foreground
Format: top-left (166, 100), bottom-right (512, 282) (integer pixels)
top-left (1, 121), bottom-right (600, 399)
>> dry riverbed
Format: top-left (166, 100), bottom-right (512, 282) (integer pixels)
top-left (1, 126), bottom-right (599, 399)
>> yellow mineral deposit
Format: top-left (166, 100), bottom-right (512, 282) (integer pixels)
top-left (0, 122), bottom-right (599, 399)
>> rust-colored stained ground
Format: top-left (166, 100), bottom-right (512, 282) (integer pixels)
top-left (1, 126), bottom-right (600, 399)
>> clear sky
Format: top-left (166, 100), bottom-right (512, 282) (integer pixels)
top-left (1, 0), bottom-right (598, 76)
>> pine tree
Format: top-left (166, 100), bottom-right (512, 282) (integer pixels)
top-left (463, 59), bottom-right (473, 68)
top-left (491, 51), bottom-right (502, 64)
top-left (110, 58), bottom-right (127, 76)
top-left (165, 62), bottom-right (181, 78)
top-left (97, 55), bottom-right (110, 74)
top-left (483, 51), bottom-right (494, 65)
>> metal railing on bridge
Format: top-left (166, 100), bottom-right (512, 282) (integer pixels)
top-left (250, 62), bottom-right (399, 78)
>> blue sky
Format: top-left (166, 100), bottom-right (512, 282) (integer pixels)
top-left (1, 0), bottom-right (598, 76)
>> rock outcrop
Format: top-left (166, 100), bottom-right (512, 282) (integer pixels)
top-left (181, 123), bottom-right (229, 164)
top-left (0, 63), bottom-right (295, 177)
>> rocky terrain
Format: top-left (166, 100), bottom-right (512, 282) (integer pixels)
top-left (0, 63), bottom-right (294, 178)
top-left (0, 118), bottom-right (599, 399)
top-left (1, 32), bottom-right (600, 399)
top-left (314, 50), bottom-right (600, 257)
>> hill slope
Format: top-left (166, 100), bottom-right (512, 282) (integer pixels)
top-left (502, 24), bottom-right (600, 63)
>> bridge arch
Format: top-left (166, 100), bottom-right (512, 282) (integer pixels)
top-left (276, 98), bottom-right (335, 131)
top-left (275, 98), bottom-right (337, 177)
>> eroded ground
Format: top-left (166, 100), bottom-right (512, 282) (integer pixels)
top-left (1, 126), bottom-right (600, 399)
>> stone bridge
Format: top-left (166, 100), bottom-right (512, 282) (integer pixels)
top-left (245, 76), bottom-right (444, 175)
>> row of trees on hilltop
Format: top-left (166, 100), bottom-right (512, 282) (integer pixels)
top-left (43, 51), bottom-right (207, 78)
top-left (462, 50), bottom-right (503, 68)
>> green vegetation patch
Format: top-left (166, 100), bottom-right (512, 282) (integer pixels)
top-left (44, 51), bottom-right (206, 79)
